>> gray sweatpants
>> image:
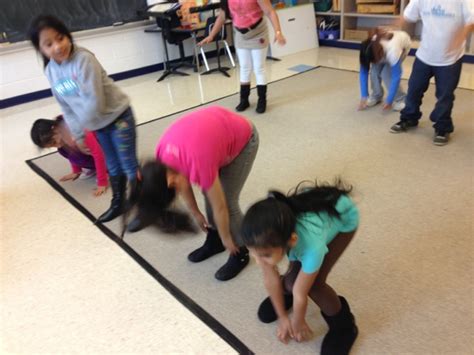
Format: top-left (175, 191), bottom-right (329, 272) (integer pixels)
top-left (205, 124), bottom-right (259, 246)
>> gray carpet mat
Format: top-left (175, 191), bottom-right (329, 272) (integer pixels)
top-left (27, 67), bottom-right (474, 354)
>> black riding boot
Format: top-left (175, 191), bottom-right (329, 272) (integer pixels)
top-left (97, 175), bottom-right (127, 223)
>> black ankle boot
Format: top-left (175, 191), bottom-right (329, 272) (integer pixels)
top-left (256, 85), bottom-right (267, 114)
top-left (214, 246), bottom-right (249, 281)
top-left (97, 175), bottom-right (127, 223)
top-left (127, 211), bottom-right (153, 233)
top-left (321, 296), bottom-right (358, 355)
top-left (188, 228), bottom-right (225, 262)
top-left (258, 293), bottom-right (293, 323)
top-left (236, 84), bottom-right (250, 112)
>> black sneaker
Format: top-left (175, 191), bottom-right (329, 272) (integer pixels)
top-left (257, 294), bottom-right (293, 323)
top-left (390, 120), bottom-right (418, 133)
top-left (214, 247), bottom-right (249, 281)
top-left (433, 131), bottom-right (450, 146)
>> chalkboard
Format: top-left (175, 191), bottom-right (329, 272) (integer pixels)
top-left (0, 0), bottom-right (149, 43)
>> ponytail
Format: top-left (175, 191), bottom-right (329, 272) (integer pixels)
top-left (124, 160), bottom-right (197, 235)
top-left (241, 178), bottom-right (352, 249)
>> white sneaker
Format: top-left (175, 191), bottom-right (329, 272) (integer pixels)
top-left (367, 97), bottom-right (382, 107)
top-left (79, 168), bottom-right (96, 180)
top-left (392, 101), bottom-right (406, 112)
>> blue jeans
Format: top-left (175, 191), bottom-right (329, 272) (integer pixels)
top-left (400, 57), bottom-right (462, 133)
top-left (370, 62), bottom-right (405, 103)
top-left (95, 107), bottom-right (139, 180)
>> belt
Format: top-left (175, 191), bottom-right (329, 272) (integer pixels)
top-left (234, 17), bottom-right (263, 34)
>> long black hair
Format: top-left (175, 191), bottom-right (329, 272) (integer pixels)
top-left (30, 117), bottom-right (63, 147)
top-left (241, 179), bottom-right (352, 249)
top-left (28, 15), bottom-right (74, 68)
top-left (359, 28), bottom-right (393, 70)
top-left (129, 160), bottom-right (196, 233)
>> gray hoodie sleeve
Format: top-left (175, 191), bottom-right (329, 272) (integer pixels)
top-left (74, 52), bottom-right (107, 129)
top-left (51, 90), bottom-right (85, 142)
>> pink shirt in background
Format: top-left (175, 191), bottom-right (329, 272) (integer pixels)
top-left (156, 106), bottom-right (252, 191)
top-left (228, 0), bottom-right (263, 28)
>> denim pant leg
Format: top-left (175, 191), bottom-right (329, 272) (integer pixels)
top-left (108, 108), bottom-right (139, 180)
top-left (381, 63), bottom-right (406, 103)
top-left (430, 59), bottom-right (463, 133)
top-left (369, 62), bottom-right (384, 100)
top-left (400, 57), bottom-right (433, 122)
top-left (96, 126), bottom-right (123, 177)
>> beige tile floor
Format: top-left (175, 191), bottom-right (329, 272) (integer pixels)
top-left (1, 47), bottom-right (473, 354)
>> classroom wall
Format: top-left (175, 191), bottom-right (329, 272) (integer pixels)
top-left (0, 21), bottom-right (200, 101)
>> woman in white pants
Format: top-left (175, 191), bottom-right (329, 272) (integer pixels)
top-left (200, 0), bottom-right (286, 114)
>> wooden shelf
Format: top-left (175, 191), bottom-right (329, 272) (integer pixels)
top-left (344, 12), bottom-right (400, 18)
top-left (315, 12), bottom-right (341, 16)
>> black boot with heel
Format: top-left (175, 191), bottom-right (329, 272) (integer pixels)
top-left (97, 175), bottom-right (126, 223)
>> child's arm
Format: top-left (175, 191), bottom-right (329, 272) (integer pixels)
top-left (384, 59), bottom-right (403, 108)
top-left (358, 65), bottom-right (370, 110)
top-left (403, 0), bottom-right (420, 23)
top-left (180, 181), bottom-right (209, 232)
top-left (84, 132), bottom-right (108, 196)
top-left (261, 263), bottom-right (294, 344)
top-left (206, 177), bottom-right (239, 254)
top-left (448, 23), bottom-right (474, 55)
top-left (53, 93), bottom-right (86, 147)
top-left (291, 270), bottom-right (318, 342)
top-left (77, 54), bottom-right (104, 122)
top-left (60, 161), bottom-right (81, 182)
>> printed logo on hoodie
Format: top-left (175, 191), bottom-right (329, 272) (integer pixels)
top-left (53, 78), bottom-right (79, 97)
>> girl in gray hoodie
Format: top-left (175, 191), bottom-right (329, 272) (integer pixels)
top-left (29, 15), bottom-right (139, 223)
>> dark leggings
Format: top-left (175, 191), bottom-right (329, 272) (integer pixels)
top-left (283, 230), bottom-right (357, 316)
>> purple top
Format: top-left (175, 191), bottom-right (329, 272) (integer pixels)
top-left (58, 147), bottom-right (95, 170)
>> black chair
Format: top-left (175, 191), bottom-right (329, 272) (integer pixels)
top-left (152, 5), bottom-right (195, 81)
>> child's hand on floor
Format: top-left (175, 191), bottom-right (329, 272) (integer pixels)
top-left (291, 318), bottom-right (313, 342)
top-left (382, 102), bottom-right (392, 111)
top-left (94, 185), bottom-right (107, 197)
top-left (277, 316), bottom-right (294, 344)
top-left (358, 99), bottom-right (368, 111)
top-left (60, 172), bottom-right (80, 182)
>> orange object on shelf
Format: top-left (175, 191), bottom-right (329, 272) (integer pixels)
top-left (178, 0), bottom-right (206, 26)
